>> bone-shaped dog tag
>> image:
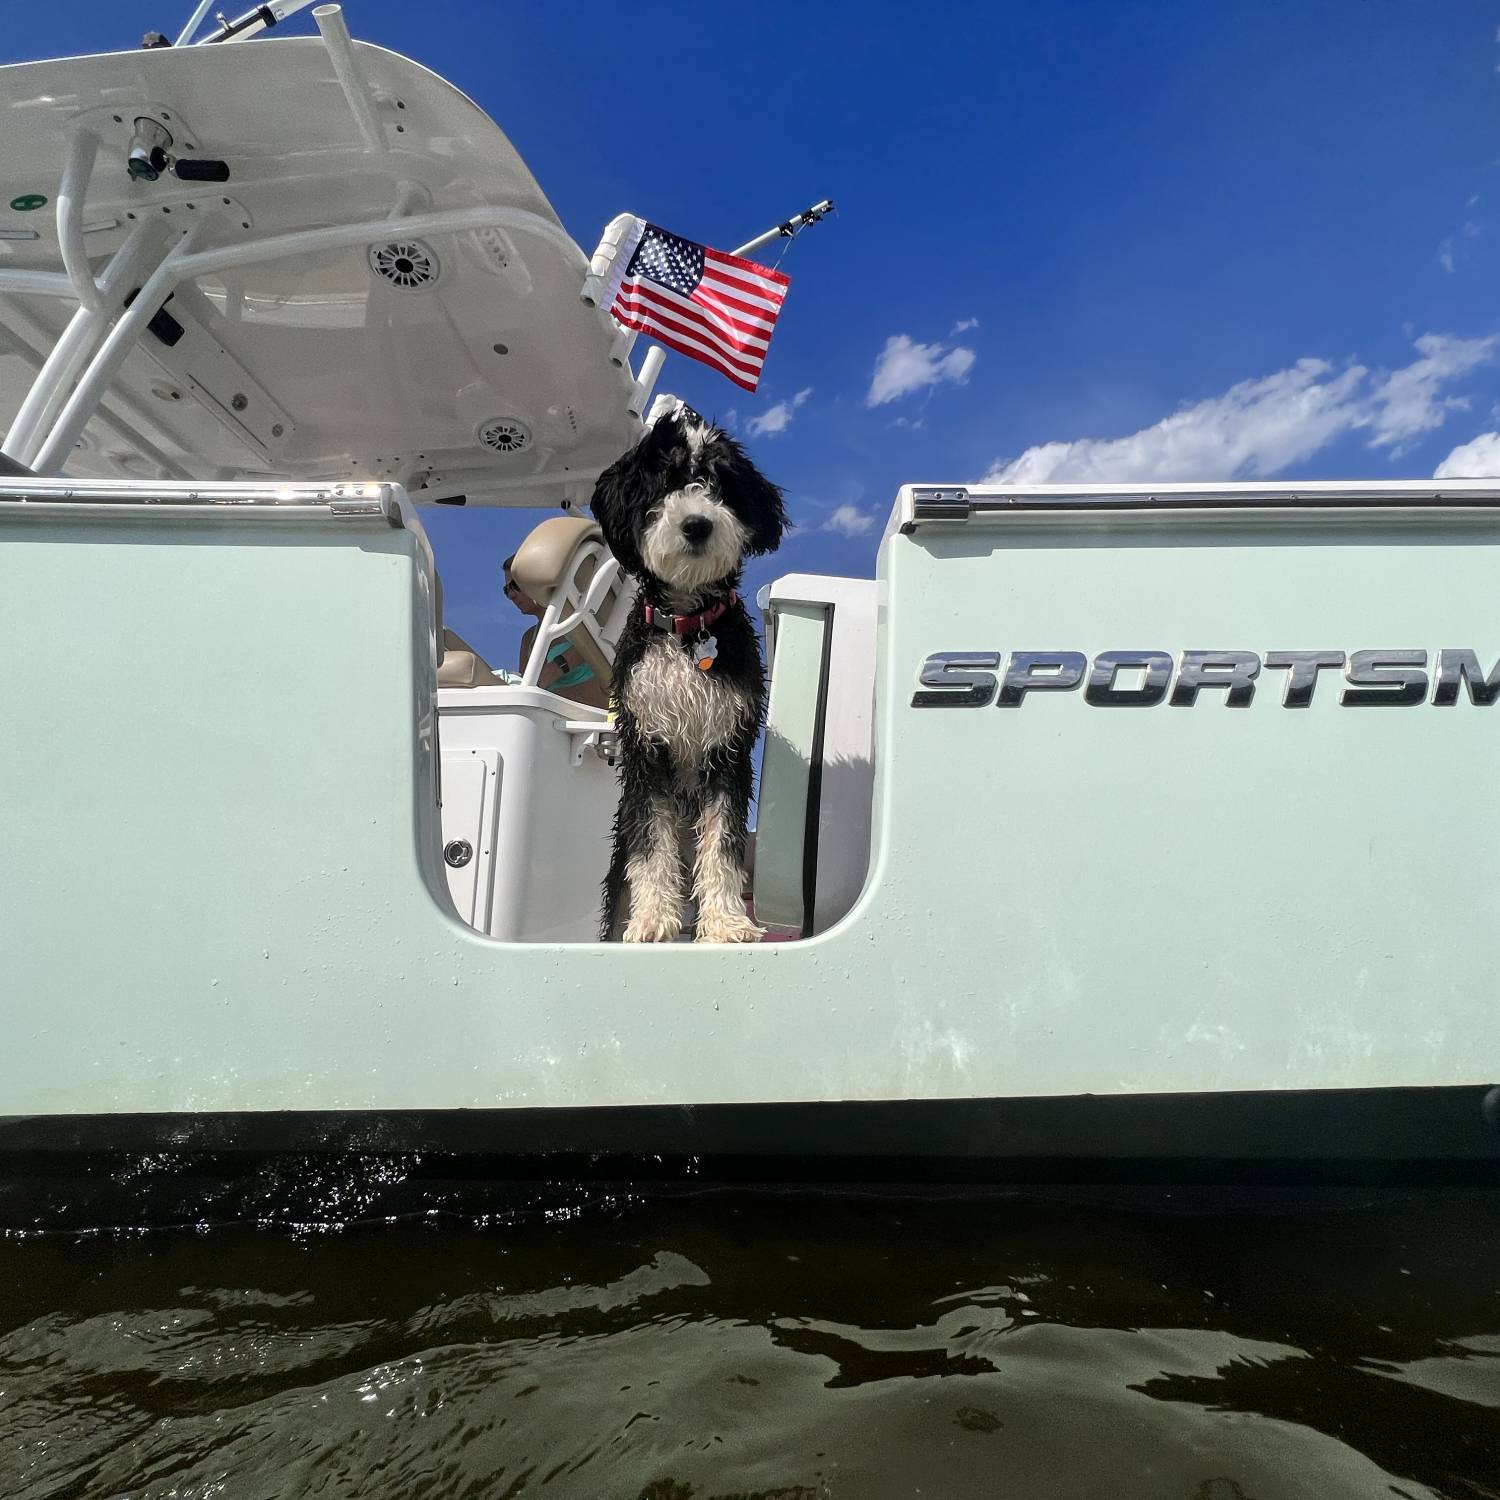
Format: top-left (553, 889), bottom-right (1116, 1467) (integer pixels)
top-left (695, 634), bottom-right (719, 672)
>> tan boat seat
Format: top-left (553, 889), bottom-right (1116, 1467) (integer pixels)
top-left (510, 514), bottom-right (626, 688)
top-left (437, 627), bottom-right (502, 688)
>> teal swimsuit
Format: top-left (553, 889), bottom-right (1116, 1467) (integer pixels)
top-left (547, 637), bottom-right (596, 691)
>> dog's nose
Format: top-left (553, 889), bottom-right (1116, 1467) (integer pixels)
top-left (680, 515), bottom-right (714, 546)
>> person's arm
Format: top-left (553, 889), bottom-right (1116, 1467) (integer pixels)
top-left (518, 624), bottom-right (537, 678)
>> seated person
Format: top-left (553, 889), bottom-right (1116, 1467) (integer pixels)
top-left (504, 553), bottom-right (609, 710)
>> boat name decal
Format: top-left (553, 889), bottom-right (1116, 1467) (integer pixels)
top-left (911, 650), bottom-right (1500, 708)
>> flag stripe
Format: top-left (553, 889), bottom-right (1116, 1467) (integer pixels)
top-left (617, 280), bottom-right (774, 347)
top-left (703, 244), bottom-right (791, 290)
top-left (701, 257), bottom-right (788, 306)
top-left (613, 297), bottom-right (771, 367)
top-left (628, 322), bottom-right (761, 392)
top-left (692, 280), bottom-right (782, 330)
top-left (613, 302), bottom-right (765, 378)
top-left (616, 311), bottom-right (761, 390)
top-left (613, 305), bottom-right (764, 379)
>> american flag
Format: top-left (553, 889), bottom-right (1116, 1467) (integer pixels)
top-left (605, 220), bottom-right (789, 393)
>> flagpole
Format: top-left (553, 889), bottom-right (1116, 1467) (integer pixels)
top-left (629, 199), bottom-right (834, 420)
top-left (729, 199), bottom-right (835, 259)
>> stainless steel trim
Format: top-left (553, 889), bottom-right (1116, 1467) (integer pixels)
top-left (972, 487), bottom-right (1500, 509)
top-left (904, 484), bottom-right (1500, 524)
top-left (0, 484), bottom-right (404, 527)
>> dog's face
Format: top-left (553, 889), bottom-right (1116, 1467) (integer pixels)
top-left (591, 408), bottom-right (788, 594)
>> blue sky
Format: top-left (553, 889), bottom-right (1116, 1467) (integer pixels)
top-left (11, 2), bottom-right (1500, 671)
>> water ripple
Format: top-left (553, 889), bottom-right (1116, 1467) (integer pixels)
top-left (1, 1186), bottom-right (1497, 1498)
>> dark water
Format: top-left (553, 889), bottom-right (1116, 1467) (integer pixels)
top-left (3, 1183), bottom-right (1499, 1499)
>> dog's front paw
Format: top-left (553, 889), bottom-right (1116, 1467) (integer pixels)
top-left (623, 910), bottom-right (683, 943)
top-left (694, 909), bottom-right (764, 944)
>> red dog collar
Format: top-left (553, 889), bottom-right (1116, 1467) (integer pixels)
top-left (643, 591), bottom-right (737, 636)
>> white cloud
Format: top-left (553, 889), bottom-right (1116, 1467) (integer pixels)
top-left (951, 317), bottom-right (980, 335)
top-left (867, 334), bottom-right (976, 406)
top-left (823, 504), bottom-right (876, 537)
top-left (1435, 431), bottom-right (1500, 477)
top-left (1368, 333), bottom-right (1492, 453)
top-left (746, 386), bottom-right (812, 437)
top-left (985, 335), bottom-right (1497, 485)
top-left (1439, 221), bottom-right (1484, 274)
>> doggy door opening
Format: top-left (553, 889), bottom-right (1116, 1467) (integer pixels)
top-left (430, 516), bottom-right (874, 943)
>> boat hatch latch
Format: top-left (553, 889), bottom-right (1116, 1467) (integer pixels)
top-left (127, 118), bottom-right (173, 183)
top-left (125, 116), bottom-right (231, 185)
top-left (910, 486), bottom-right (972, 522)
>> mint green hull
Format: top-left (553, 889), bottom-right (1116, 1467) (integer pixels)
top-left (3, 482), bottom-right (1499, 1125)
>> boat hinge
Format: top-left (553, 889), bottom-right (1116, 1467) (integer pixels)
top-left (329, 491), bottom-right (400, 525)
top-left (908, 486), bottom-right (972, 526)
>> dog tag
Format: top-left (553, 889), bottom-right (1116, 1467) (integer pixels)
top-left (695, 633), bottom-right (719, 672)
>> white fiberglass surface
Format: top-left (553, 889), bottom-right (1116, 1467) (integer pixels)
top-left (0, 38), bottom-right (637, 501)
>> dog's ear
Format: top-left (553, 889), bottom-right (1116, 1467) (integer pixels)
top-left (590, 414), bottom-right (685, 574)
top-left (589, 461), bottom-right (644, 576)
top-left (714, 436), bottom-right (790, 557)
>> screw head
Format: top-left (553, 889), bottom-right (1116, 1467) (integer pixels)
top-left (230, 392), bottom-right (248, 412)
top-left (444, 839), bottom-right (474, 868)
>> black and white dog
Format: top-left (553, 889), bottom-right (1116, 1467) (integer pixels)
top-left (591, 406), bottom-right (788, 942)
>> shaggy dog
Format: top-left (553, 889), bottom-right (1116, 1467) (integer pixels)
top-left (590, 406), bottom-right (788, 942)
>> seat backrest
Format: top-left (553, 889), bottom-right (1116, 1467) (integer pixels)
top-left (437, 627), bottom-right (502, 688)
top-left (511, 514), bottom-right (628, 689)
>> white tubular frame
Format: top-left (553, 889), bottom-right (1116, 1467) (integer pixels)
top-left (519, 540), bottom-right (622, 689)
top-left (33, 223), bottom-right (206, 475)
top-left (180, 203), bottom-right (582, 280)
top-left (3, 196), bottom-right (589, 476)
top-left (57, 131), bottom-right (102, 314)
top-left (175, 0), bottom-right (217, 45)
top-left (627, 345), bottom-right (666, 422)
top-left (3, 221), bottom-right (156, 468)
top-left (0, 269), bottom-right (94, 300)
top-left (313, 6), bottom-right (387, 154)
